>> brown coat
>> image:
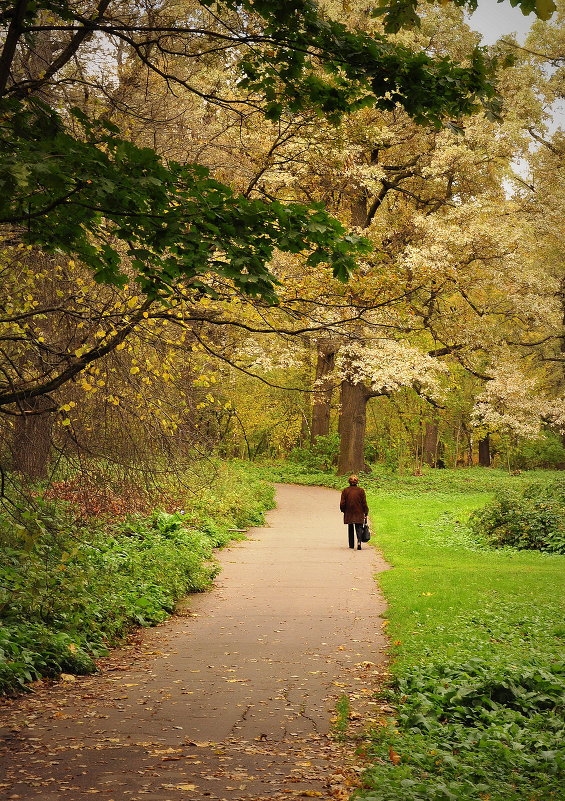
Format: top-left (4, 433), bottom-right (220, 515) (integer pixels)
top-left (340, 485), bottom-right (369, 524)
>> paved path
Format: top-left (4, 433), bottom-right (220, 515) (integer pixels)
top-left (0, 484), bottom-right (389, 800)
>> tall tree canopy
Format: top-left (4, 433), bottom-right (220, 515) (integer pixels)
top-left (0, 0), bottom-right (509, 296)
top-left (0, 0), bottom-right (560, 479)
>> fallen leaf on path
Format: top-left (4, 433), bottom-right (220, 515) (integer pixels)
top-left (185, 740), bottom-right (213, 747)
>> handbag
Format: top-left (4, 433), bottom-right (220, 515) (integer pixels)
top-left (361, 521), bottom-right (371, 542)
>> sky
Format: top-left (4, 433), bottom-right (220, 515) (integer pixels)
top-left (466, 0), bottom-right (564, 131)
top-left (466, 0), bottom-right (535, 43)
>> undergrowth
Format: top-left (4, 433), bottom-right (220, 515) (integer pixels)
top-left (364, 659), bottom-right (564, 801)
top-left (0, 462), bottom-right (274, 694)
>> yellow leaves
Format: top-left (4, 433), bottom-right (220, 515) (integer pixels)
top-left (59, 401), bottom-right (76, 412)
top-left (127, 296), bottom-right (140, 309)
top-left (388, 747), bottom-right (401, 765)
top-left (116, 341), bottom-right (127, 351)
top-left (194, 373), bottom-right (217, 388)
top-left (61, 418), bottom-right (71, 426)
top-left (185, 741), bottom-right (213, 748)
top-left (130, 366), bottom-right (140, 375)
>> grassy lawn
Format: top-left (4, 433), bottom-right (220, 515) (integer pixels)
top-left (359, 472), bottom-right (564, 801)
top-left (369, 491), bottom-right (564, 670)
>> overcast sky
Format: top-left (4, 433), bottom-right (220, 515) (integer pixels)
top-left (466, 1), bottom-right (563, 130)
top-left (466, 0), bottom-right (534, 44)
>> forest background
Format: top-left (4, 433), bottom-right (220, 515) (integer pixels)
top-left (0, 0), bottom-right (564, 489)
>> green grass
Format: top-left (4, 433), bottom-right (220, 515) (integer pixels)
top-left (369, 492), bottom-right (564, 670)
top-left (359, 475), bottom-right (564, 801)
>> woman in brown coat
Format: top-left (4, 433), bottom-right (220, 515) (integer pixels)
top-left (340, 474), bottom-right (369, 550)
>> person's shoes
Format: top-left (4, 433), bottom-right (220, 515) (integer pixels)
top-left (349, 544), bottom-right (354, 549)
top-left (357, 543), bottom-right (361, 550)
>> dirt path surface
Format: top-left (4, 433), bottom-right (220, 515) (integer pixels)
top-left (0, 484), bottom-right (389, 801)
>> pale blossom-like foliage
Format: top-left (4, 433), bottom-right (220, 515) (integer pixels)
top-left (335, 340), bottom-right (448, 400)
top-left (236, 342), bottom-right (303, 372)
top-left (472, 358), bottom-right (565, 437)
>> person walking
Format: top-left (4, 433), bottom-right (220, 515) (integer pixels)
top-left (340, 474), bottom-right (369, 550)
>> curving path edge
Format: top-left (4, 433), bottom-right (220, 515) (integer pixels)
top-left (0, 484), bottom-right (389, 800)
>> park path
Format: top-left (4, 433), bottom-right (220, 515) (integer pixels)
top-left (0, 484), bottom-right (389, 801)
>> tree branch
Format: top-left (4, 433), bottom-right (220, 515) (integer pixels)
top-left (0, 298), bottom-right (154, 408)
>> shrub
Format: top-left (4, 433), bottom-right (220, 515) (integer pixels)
top-left (288, 433), bottom-right (340, 472)
top-left (469, 480), bottom-right (565, 554)
top-left (510, 432), bottom-right (565, 470)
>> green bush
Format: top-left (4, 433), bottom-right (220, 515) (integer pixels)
top-left (288, 433), bottom-right (340, 472)
top-left (469, 480), bottom-right (565, 554)
top-left (510, 432), bottom-right (565, 470)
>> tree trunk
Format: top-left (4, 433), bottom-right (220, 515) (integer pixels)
top-left (337, 380), bottom-right (369, 475)
top-left (311, 341), bottom-right (336, 442)
top-left (422, 421), bottom-right (439, 467)
top-left (11, 397), bottom-right (55, 480)
top-left (478, 434), bottom-right (491, 467)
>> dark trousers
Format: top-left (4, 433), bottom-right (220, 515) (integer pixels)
top-left (348, 523), bottom-right (364, 548)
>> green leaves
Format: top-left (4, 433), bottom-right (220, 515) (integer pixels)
top-left (469, 480), bottom-right (565, 553)
top-left (0, 98), bottom-right (368, 302)
top-left (366, 658), bottom-right (565, 801)
top-left (219, 0), bottom-right (503, 127)
top-left (373, 0), bottom-right (557, 33)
